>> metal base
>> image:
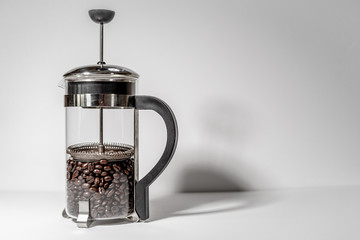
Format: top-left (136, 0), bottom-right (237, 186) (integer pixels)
top-left (62, 202), bottom-right (140, 228)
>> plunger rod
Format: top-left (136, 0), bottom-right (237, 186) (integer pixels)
top-left (98, 107), bottom-right (104, 153)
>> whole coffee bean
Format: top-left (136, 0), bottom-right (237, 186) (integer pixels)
top-left (83, 192), bottom-right (91, 198)
top-left (91, 209), bottom-right (98, 218)
top-left (74, 179), bottom-right (82, 186)
top-left (82, 162), bottom-right (89, 169)
top-left (100, 159), bottom-right (108, 165)
top-left (105, 209), bottom-right (112, 217)
top-left (124, 169), bottom-right (129, 175)
top-left (72, 170), bottom-right (79, 179)
top-left (93, 169), bottom-right (101, 174)
top-left (101, 200), bottom-right (108, 206)
top-left (111, 206), bottom-right (119, 213)
top-left (99, 187), bottom-right (105, 195)
top-left (82, 183), bottom-right (90, 189)
top-left (76, 166), bottom-right (81, 171)
top-left (119, 183), bottom-right (126, 190)
top-left (114, 196), bottom-right (120, 202)
top-left (107, 189), bottom-right (115, 198)
top-left (109, 183), bottom-right (115, 189)
top-left (104, 176), bottom-right (112, 182)
top-left (120, 176), bottom-right (127, 182)
top-left (99, 178), bottom-right (104, 186)
top-left (113, 164), bottom-right (121, 172)
top-left (112, 201), bottom-right (118, 206)
top-left (103, 166), bottom-right (111, 171)
top-left (101, 171), bottom-right (107, 177)
top-left (97, 206), bottom-right (105, 213)
top-left (94, 199), bottom-right (101, 205)
top-left (88, 163), bottom-right (94, 171)
top-left (83, 169), bottom-right (90, 175)
top-left (93, 193), bottom-right (101, 200)
top-left (95, 165), bottom-right (103, 170)
top-left (104, 182), bottom-right (109, 189)
top-left (94, 177), bottom-right (100, 185)
top-left (87, 176), bottom-right (94, 183)
top-left (113, 173), bottom-right (120, 179)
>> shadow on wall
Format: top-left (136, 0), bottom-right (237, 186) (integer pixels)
top-left (177, 166), bottom-right (251, 192)
top-left (148, 99), bottom-right (277, 222)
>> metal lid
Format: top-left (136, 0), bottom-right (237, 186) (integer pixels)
top-left (63, 64), bottom-right (139, 82)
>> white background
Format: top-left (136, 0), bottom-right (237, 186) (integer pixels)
top-left (0, 0), bottom-right (359, 195)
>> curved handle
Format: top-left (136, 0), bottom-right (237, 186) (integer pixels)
top-left (132, 96), bottom-right (178, 220)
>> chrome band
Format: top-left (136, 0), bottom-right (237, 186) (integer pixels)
top-left (65, 94), bottom-right (134, 108)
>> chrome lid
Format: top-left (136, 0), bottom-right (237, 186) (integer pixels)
top-left (63, 64), bottom-right (139, 82)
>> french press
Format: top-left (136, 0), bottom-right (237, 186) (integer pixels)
top-left (60, 9), bottom-right (178, 227)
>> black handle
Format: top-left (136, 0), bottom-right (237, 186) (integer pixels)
top-left (132, 96), bottom-right (178, 220)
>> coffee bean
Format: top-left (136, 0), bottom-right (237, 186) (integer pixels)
top-left (119, 183), bottom-right (126, 190)
top-left (90, 187), bottom-right (98, 192)
top-left (105, 209), bottom-right (112, 217)
top-left (83, 169), bottom-right (90, 175)
top-left (99, 178), bottom-right (104, 186)
top-left (113, 164), bottom-right (121, 172)
top-left (114, 196), bottom-right (120, 202)
top-left (101, 200), bottom-right (108, 206)
top-left (113, 173), bottom-right (120, 179)
top-left (95, 165), bottom-right (103, 170)
top-left (83, 192), bottom-right (91, 198)
top-left (93, 169), bottom-right (101, 174)
top-left (104, 176), bottom-right (112, 182)
top-left (72, 170), bottom-right (79, 179)
top-left (91, 209), bottom-right (98, 218)
top-left (74, 179), bottom-right (82, 186)
top-left (88, 163), bottom-right (94, 171)
top-left (120, 199), bottom-right (127, 205)
top-left (93, 193), bottom-right (101, 200)
top-left (94, 177), bottom-right (100, 185)
top-left (67, 172), bottom-right (71, 180)
top-left (107, 189), bottom-right (115, 198)
top-left (82, 183), bottom-right (90, 189)
top-left (104, 182), bottom-right (110, 189)
top-left (87, 176), bottom-right (94, 183)
top-left (97, 207), bottom-right (105, 213)
top-left (82, 163), bottom-right (89, 169)
top-left (100, 159), bottom-right (108, 165)
top-left (101, 171), bottom-right (107, 177)
top-left (103, 166), bottom-right (111, 171)
top-left (111, 206), bottom-right (119, 213)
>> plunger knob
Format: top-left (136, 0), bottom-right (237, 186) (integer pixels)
top-left (89, 9), bottom-right (115, 24)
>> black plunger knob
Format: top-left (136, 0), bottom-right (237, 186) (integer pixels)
top-left (89, 9), bottom-right (115, 24)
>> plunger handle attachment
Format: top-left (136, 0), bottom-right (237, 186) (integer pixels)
top-left (88, 9), bottom-right (115, 65)
top-left (89, 9), bottom-right (115, 24)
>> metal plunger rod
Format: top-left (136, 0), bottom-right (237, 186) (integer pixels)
top-left (98, 107), bottom-right (104, 153)
top-left (99, 23), bottom-right (104, 64)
